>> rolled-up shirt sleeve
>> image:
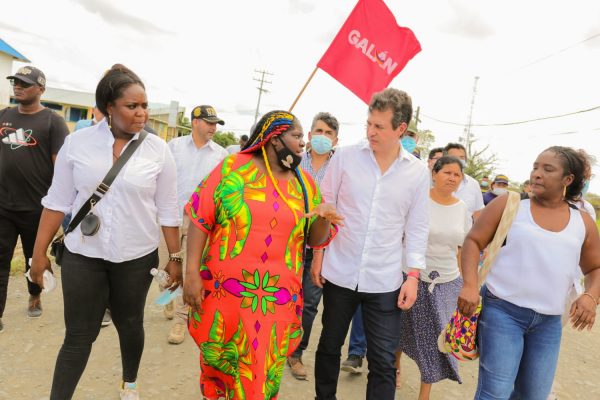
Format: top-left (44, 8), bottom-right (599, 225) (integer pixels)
top-left (404, 166), bottom-right (430, 270)
top-left (41, 135), bottom-right (76, 213)
top-left (155, 144), bottom-right (181, 227)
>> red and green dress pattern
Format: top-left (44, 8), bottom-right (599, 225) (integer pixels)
top-left (185, 153), bottom-right (321, 400)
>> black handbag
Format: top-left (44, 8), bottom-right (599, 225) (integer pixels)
top-left (51, 131), bottom-right (149, 265)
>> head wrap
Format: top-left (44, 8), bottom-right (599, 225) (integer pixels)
top-left (240, 111), bottom-right (295, 153)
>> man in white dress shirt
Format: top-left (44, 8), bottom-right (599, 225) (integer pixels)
top-left (444, 142), bottom-right (484, 216)
top-left (165, 105), bottom-right (228, 344)
top-left (312, 88), bottom-right (430, 400)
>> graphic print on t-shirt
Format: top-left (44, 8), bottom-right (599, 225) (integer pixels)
top-left (0, 126), bottom-right (38, 149)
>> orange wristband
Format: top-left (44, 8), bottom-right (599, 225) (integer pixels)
top-left (407, 270), bottom-right (420, 280)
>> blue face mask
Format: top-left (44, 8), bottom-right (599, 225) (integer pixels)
top-left (401, 136), bottom-right (417, 154)
top-left (311, 134), bottom-right (333, 155)
top-left (582, 180), bottom-right (590, 196)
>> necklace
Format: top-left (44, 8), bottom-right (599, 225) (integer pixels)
top-left (113, 152), bottom-right (120, 160)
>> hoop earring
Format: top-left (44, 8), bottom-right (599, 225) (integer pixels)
top-left (108, 114), bottom-right (112, 128)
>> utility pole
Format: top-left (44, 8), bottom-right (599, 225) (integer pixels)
top-left (463, 76), bottom-right (479, 157)
top-left (253, 70), bottom-right (273, 124)
top-left (414, 106), bottom-right (421, 128)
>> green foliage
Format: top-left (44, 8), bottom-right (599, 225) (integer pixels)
top-left (10, 256), bottom-right (25, 276)
top-left (586, 192), bottom-right (600, 219)
top-left (415, 129), bottom-right (435, 158)
top-left (213, 131), bottom-right (238, 148)
top-left (464, 139), bottom-right (497, 181)
top-left (177, 115), bottom-right (192, 137)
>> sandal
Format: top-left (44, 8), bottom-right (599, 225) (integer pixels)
top-left (396, 368), bottom-right (402, 389)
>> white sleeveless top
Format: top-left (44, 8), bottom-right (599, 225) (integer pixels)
top-left (486, 199), bottom-right (586, 315)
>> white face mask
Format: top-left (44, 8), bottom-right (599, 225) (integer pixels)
top-left (492, 187), bottom-right (507, 196)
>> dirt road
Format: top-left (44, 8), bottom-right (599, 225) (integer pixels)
top-left (1, 260), bottom-right (598, 399)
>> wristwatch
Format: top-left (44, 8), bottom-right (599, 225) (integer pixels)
top-left (169, 251), bottom-right (183, 263)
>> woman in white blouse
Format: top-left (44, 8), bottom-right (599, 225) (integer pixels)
top-left (397, 156), bottom-right (471, 399)
top-left (458, 146), bottom-right (600, 399)
top-left (30, 64), bottom-right (182, 400)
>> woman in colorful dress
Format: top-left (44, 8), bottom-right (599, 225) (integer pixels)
top-left (183, 110), bottom-right (342, 400)
top-left (397, 156), bottom-right (472, 399)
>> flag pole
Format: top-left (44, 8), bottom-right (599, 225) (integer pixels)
top-left (289, 66), bottom-right (318, 112)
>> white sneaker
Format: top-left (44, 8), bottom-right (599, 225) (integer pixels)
top-left (120, 381), bottom-right (139, 400)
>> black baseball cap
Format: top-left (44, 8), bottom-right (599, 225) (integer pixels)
top-left (7, 66), bottom-right (46, 87)
top-left (191, 105), bottom-right (224, 125)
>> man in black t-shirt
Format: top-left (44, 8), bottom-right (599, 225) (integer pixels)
top-left (0, 66), bottom-right (68, 328)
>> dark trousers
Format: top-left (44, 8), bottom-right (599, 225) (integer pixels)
top-left (292, 249), bottom-right (323, 357)
top-left (348, 304), bottom-right (367, 357)
top-left (0, 206), bottom-right (42, 317)
top-left (50, 248), bottom-right (157, 400)
top-left (315, 282), bottom-right (401, 400)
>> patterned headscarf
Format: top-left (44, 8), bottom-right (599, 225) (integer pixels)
top-left (240, 111), bottom-right (295, 154)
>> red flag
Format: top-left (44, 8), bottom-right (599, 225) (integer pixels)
top-left (317, 0), bottom-right (421, 104)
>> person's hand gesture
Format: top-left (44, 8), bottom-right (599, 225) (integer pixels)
top-left (570, 293), bottom-right (597, 331)
top-left (305, 203), bottom-right (344, 226)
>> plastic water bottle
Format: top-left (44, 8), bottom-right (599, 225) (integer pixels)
top-left (25, 269), bottom-right (57, 293)
top-left (154, 286), bottom-right (182, 306)
top-left (150, 268), bottom-right (170, 289)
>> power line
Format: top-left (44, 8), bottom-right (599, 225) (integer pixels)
top-left (421, 104), bottom-right (600, 127)
top-left (514, 32), bottom-right (600, 72)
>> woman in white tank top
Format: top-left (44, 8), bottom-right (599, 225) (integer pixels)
top-left (457, 146), bottom-right (600, 400)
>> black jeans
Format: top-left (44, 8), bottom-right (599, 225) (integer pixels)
top-left (50, 248), bottom-right (157, 400)
top-left (292, 249), bottom-right (322, 358)
top-left (315, 282), bottom-right (401, 400)
top-left (0, 206), bottom-right (42, 318)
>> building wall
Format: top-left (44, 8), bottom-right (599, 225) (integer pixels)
top-left (0, 54), bottom-right (12, 106)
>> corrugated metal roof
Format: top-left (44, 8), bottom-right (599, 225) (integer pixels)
top-left (42, 87), bottom-right (95, 107)
top-left (0, 38), bottom-right (30, 62)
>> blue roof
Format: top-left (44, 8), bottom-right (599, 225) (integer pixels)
top-left (0, 38), bottom-right (30, 62)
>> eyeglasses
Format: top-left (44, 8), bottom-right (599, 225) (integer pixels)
top-left (9, 78), bottom-right (34, 88)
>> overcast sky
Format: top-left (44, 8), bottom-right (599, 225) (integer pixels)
top-left (2, 0), bottom-right (600, 192)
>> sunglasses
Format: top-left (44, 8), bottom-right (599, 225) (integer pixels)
top-left (9, 78), bottom-right (34, 88)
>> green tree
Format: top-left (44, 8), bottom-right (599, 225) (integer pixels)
top-left (213, 131), bottom-right (238, 148)
top-left (415, 128), bottom-right (435, 159)
top-left (177, 115), bottom-right (192, 137)
top-left (464, 139), bottom-right (497, 180)
top-left (586, 192), bottom-right (600, 220)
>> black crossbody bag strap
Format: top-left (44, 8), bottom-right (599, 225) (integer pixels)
top-left (64, 130), bottom-right (149, 235)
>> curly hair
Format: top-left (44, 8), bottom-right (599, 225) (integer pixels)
top-left (545, 146), bottom-right (592, 201)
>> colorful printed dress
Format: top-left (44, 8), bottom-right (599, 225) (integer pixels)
top-left (185, 153), bottom-right (323, 400)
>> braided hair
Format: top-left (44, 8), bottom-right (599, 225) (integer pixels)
top-left (241, 110), bottom-right (296, 153)
top-left (545, 146), bottom-right (592, 202)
